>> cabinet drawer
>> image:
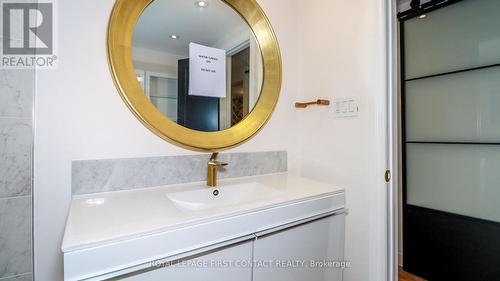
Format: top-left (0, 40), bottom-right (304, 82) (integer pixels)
top-left (253, 214), bottom-right (345, 281)
top-left (115, 240), bottom-right (253, 281)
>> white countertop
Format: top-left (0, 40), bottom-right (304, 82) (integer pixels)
top-left (62, 173), bottom-right (344, 253)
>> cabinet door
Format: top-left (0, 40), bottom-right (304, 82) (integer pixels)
top-left (118, 241), bottom-right (253, 281)
top-left (253, 214), bottom-right (345, 281)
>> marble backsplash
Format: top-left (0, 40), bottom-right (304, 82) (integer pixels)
top-left (72, 151), bottom-right (287, 195)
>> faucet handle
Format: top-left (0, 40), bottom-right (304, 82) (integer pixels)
top-left (209, 161), bottom-right (228, 167)
top-left (209, 152), bottom-right (228, 167)
top-left (209, 152), bottom-right (219, 162)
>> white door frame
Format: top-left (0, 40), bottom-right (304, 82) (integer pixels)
top-left (386, 0), bottom-right (399, 280)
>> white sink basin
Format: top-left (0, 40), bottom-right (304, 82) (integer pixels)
top-left (167, 182), bottom-right (284, 211)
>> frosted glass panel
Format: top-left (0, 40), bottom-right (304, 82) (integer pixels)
top-left (151, 97), bottom-right (177, 121)
top-left (150, 76), bottom-right (177, 98)
top-left (406, 66), bottom-right (500, 142)
top-left (407, 143), bottom-right (500, 223)
top-left (404, 0), bottom-right (500, 79)
top-left (149, 75), bottom-right (178, 121)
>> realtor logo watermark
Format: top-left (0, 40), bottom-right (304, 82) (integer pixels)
top-left (1, 0), bottom-right (57, 69)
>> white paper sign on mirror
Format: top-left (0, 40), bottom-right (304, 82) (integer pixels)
top-left (189, 43), bottom-right (226, 98)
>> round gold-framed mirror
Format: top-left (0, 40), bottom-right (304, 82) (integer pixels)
top-left (107, 0), bottom-right (282, 151)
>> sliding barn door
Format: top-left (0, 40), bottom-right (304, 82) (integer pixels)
top-left (400, 0), bottom-right (500, 280)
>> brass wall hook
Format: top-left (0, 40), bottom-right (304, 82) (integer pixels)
top-left (295, 99), bottom-right (330, 109)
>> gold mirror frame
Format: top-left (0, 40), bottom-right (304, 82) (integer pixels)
top-left (107, 0), bottom-right (282, 151)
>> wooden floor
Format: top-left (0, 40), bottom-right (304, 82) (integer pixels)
top-left (399, 267), bottom-right (427, 281)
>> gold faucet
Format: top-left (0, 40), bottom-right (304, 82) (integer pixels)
top-left (207, 152), bottom-right (228, 187)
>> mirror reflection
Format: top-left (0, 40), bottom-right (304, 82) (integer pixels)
top-left (133, 0), bottom-right (263, 132)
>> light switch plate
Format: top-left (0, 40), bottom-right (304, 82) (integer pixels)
top-left (332, 97), bottom-right (359, 118)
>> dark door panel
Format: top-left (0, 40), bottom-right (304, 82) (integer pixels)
top-left (177, 58), bottom-right (220, 132)
top-left (405, 205), bottom-right (500, 281)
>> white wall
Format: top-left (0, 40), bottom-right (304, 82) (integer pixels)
top-left (132, 47), bottom-right (183, 76)
top-left (34, 0), bottom-right (388, 280)
top-left (294, 0), bottom-right (388, 280)
top-left (213, 22), bottom-right (251, 51)
top-left (132, 46), bottom-right (185, 66)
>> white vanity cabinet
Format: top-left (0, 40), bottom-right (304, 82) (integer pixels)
top-left (116, 214), bottom-right (345, 281)
top-left (62, 174), bottom-right (346, 281)
top-left (253, 214), bottom-right (345, 281)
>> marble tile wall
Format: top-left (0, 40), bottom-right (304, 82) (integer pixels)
top-left (0, 273), bottom-right (33, 281)
top-left (0, 54), bottom-right (34, 280)
top-left (0, 197), bottom-right (32, 279)
top-left (72, 151), bottom-right (287, 195)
